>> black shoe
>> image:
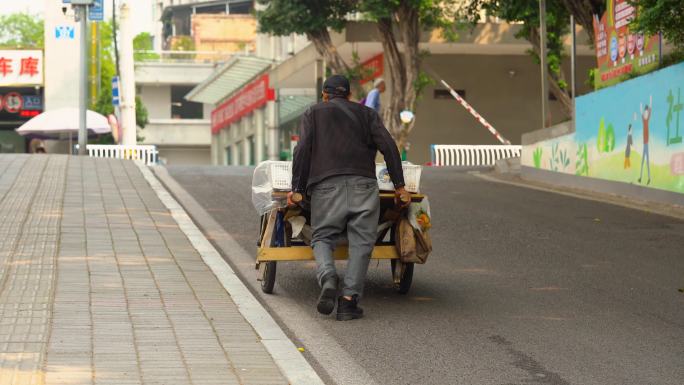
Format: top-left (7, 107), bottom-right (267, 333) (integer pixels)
top-left (336, 296), bottom-right (364, 321)
top-left (317, 276), bottom-right (338, 315)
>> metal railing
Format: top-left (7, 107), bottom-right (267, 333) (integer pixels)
top-left (79, 144), bottom-right (159, 166)
top-left (134, 50), bottom-right (232, 64)
top-left (431, 145), bottom-right (522, 166)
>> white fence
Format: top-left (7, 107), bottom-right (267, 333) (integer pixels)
top-left (81, 145), bottom-right (159, 166)
top-left (431, 145), bottom-right (522, 167)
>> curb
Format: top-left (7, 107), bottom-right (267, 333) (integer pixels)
top-left (474, 171), bottom-right (684, 220)
top-left (136, 162), bottom-right (325, 385)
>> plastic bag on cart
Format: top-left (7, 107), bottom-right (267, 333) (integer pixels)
top-left (252, 161), bottom-right (291, 216)
top-left (408, 196), bottom-right (431, 232)
top-left (397, 197), bottom-right (432, 264)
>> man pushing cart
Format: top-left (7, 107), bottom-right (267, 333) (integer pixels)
top-left (252, 75), bottom-right (431, 321)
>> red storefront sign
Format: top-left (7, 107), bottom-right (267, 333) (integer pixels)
top-left (359, 54), bottom-right (384, 85)
top-left (0, 50), bottom-right (44, 86)
top-left (211, 74), bottom-right (275, 134)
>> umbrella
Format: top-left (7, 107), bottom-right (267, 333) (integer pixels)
top-left (15, 107), bottom-right (111, 139)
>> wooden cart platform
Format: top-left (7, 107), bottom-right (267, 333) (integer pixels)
top-left (255, 192), bottom-right (425, 294)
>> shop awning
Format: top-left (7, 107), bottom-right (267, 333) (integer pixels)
top-left (185, 55), bottom-right (274, 105)
top-left (279, 94), bottom-right (316, 125)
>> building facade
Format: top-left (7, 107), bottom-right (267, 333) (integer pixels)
top-left (193, 20), bottom-right (595, 166)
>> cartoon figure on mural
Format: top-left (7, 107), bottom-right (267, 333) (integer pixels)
top-left (638, 95), bottom-right (653, 185)
top-left (624, 123), bottom-right (633, 169)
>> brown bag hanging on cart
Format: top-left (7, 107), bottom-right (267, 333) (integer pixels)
top-left (396, 218), bottom-right (432, 264)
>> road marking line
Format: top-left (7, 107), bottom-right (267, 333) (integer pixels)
top-left (136, 162), bottom-right (324, 385)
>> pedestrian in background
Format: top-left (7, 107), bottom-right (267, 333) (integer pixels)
top-left (364, 78), bottom-right (385, 113)
top-left (290, 74), bottom-right (409, 321)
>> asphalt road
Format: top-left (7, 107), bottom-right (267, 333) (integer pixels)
top-left (166, 166), bottom-right (684, 385)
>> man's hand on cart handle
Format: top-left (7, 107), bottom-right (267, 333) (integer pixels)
top-left (287, 191), bottom-right (303, 207)
top-left (395, 187), bottom-right (411, 208)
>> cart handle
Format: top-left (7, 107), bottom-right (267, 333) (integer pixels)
top-left (271, 191), bottom-right (424, 202)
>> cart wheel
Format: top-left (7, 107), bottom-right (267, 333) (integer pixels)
top-left (261, 261), bottom-right (277, 294)
top-left (391, 260), bottom-right (414, 295)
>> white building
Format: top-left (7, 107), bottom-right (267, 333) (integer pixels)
top-left (135, 0), bottom-right (256, 165)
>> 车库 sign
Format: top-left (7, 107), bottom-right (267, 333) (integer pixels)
top-left (0, 50), bottom-right (44, 87)
top-left (211, 75), bottom-right (275, 134)
top-left (592, 0), bottom-right (660, 89)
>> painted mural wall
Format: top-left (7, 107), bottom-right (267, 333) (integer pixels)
top-left (522, 62), bottom-right (684, 195)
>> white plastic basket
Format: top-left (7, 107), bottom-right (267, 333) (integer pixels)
top-left (269, 161), bottom-right (293, 190)
top-left (376, 163), bottom-right (422, 193)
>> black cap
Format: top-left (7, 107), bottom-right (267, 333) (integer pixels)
top-left (323, 74), bottom-right (350, 96)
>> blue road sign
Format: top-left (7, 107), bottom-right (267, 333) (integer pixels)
top-left (89, 0), bottom-right (104, 21)
top-left (112, 76), bottom-right (120, 106)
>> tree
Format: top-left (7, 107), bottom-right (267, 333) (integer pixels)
top-left (630, 0), bottom-right (684, 51)
top-left (93, 21), bottom-right (149, 132)
top-left (558, 0), bottom-right (604, 45)
top-left (256, 0), bottom-right (361, 96)
top-left (258, 0), bottom-right (459, 152)
top-left (361, 1), bottom-right (459, 151)
top-left (0, 13), bottom-right (44, 49)
top-left (133, 32), bottom-right (160, 62)
top-left (463, 0), bottom-right (574, 119)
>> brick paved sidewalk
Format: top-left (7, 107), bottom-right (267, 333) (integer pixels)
top-left (0, 155), bottom-right (298, 385)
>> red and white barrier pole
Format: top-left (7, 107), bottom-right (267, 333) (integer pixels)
top-left (439, 79), bottom-right (512, 145)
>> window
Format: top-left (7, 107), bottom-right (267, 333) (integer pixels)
top-left (225, 146), bottom-right (232, 166)
top-left (248, 136), bottom-right (255, 166)
top-left (171, 85), bottom-right (204, 119)
top-left (236, 141), bottom-right (243, 166)
top-left (227, 1), bottom-right (253, 14)
top-left (434, 89), bottom-right (465, 100)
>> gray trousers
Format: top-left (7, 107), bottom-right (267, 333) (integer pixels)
top-left (310, 175), bottom-right (380, 298)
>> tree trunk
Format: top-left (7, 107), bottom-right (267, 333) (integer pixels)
top-left (559, 0), bottom-right (604, 45)
top-left (527, 27), bottom-right (573, 119)
top-left (377, 18), bottom-right (405, 143)
top-left (376, 1), bottom-right (422, 153)
top-left (396, 3), bottom-right (421, 152)
top-left (306, 29), bottom-right (363, 98)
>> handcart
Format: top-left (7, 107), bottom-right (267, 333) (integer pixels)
top-left (252, 161), bottom-right (430, 295)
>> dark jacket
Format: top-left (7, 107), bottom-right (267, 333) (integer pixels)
top-left (291, 97), bottom-right (405, 193)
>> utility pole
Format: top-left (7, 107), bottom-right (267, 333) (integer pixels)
top-left (570, 14), bottom-right (577, 128)
top-left (72, 0), bottom-right (93, 156)
top-left (539, 0), bottom-right (549, 128)
top-left (119, 2), bottom-right (137, 145)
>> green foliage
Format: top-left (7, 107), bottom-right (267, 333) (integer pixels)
top-left (135, 96), bottom-right (149, 129)
top-left (256, 0), bottom-right (354, 36)
top-left (360, 0), bottom-right (462, 39)
top-left (533, 147), bottom-right (543, 168)
top-left (597, 117), bottom-right (605, 152)
top-left (597, 118), bottom-right (615, 153)
top-left (133, 32), bottom-right (160, 62)
top-left (605, 123), bottom-right (615, 152)
top-left (344, 51), bottom-right (376, 99)
top-left (575, 142), bottom-right (589, 176)
top-left (414, 71), bottom-right (435, 101)
top-left (171, 36), bottom-right (195, 51)
top-left (92, 21), bottom-right (149, 134)
top-left (630, 0), bottom-right (684, 51)
top-left (660, 49), bottom-right (684, 68)
top-left (92, 21), bottom-right (116, 116)
top-left (549, 142), bottom-right (570, 171)
top-left (0, 13), bottom-right (44, 49)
